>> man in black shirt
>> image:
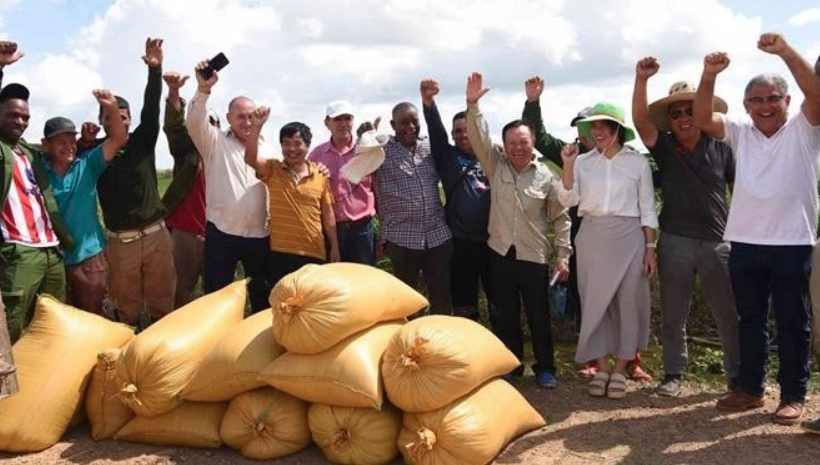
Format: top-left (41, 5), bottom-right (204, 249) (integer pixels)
top-left (79, 38), bottom-right (176, 327)
top-left (632, 56), bottom-right (738, 397)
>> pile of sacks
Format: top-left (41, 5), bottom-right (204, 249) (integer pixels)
top-left (0, 263), bottom-right (546, 465)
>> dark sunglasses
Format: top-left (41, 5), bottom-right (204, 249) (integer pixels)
top-left (668, 108), bottom-right (693, 120)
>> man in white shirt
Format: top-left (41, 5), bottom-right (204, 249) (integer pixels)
top-left (185, 58), bottom-right (276, 313)
top-left (693, 32), bottom-right (820, 425)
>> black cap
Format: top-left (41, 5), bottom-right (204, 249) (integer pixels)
top-left (100, 95), bottom-right (130, 116)
top-left (570, 106), bottom-right (594, 127)
top-left (0, 83), bottom-right (30, 103)
top-left (43, 117), bottom-right (78, 139)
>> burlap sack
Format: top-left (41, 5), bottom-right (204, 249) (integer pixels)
top-left (398, 379), bottom-right (546, 465)
top-left (0, 296), bottom-right (133, 452)
top-left (180, 310), bottom-right (284, 402)
top-left (85, 348), bottom-right (135, 441)
top-left (116, 280), bottom-right (246, 417)
top-left (309, 403), bottom-right (401, 465)
top-left (270, 262), bottom-right (427, 354)
top-left (259, 321), bottom-right (403, 408)
top-left (115, 401), bottom-right (227, 448)
top-left (220, 387), bottom-right (311, 460)
top-left (382, 315), bottom-right (520, 412)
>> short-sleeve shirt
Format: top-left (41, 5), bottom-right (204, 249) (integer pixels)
top-left (43, 146), bottom-right (108, 265)
top-left (259, 160), bottom-right (333, 260)
top-left (720, 112), bottom-right (820, 245)
top-left (648, 132), bottom-right (734, 242)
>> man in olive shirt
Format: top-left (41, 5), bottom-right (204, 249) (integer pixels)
top-left (79, 38), bottom-right (175, 326)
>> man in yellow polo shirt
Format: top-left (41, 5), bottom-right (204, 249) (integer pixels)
top-left (244, 107), bottom-right (340, 287)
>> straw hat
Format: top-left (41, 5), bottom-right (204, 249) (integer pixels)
top-left (648, 81), bottom-right (728, 132)
top-left (574, 102), bottom-right (636, 143)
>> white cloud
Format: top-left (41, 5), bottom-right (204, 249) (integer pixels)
top-left (787, 7), bottom-right (820, 26)
top-left (1, 0), bottom-right (816, 167)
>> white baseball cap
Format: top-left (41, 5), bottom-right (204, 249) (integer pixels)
top-left (325, 100), bottom-right (354, 118)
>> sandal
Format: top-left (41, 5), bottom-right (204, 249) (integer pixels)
top-left (588, 371), bottom-right (609, 397)
top-left (607, 372), bottom-right (628, 399)
top-left (628, 365), bottom-right (653, 383)
top-left (577, 363), bottom-right (599, 379)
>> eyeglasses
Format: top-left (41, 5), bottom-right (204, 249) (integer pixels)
top-left (668, 108), bottom-right (693, 120)
top-left (745, 95), bottom-right (784, 105)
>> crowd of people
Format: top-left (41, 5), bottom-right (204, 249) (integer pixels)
top-left (2, 31), bottom-right (820, 434)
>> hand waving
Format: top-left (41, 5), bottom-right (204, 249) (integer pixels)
top-left (466, 72), bottom-right (489, 104)
top-left (92, 89), bottom-right (118, 110)
top-left (560, 142), bottom-right (579, 165)
top-left (356, 116), bottom-right (381, 138)
top-left (142, 37), bottom-right (164, 68)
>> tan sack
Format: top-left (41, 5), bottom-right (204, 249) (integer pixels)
top-left (85, 348), bottom-right (134, 441)
top-left (220, 387), bottom-right (310, 460)
top-left (309, 403), bottom-right (401, 465)
top-left (115, 401), bottom-right (227, 448)
top-left (259, 321), bottom-right (403, 408)
top-left (398, 379), bottom-right (546, 465)
top-left (0, 296), bottom-right (134, 452)
top-left (180, 310), bottom-right (284, 402)
top-left (382, 315), bottom-right (520, 412)
top-left (270, 262), bottom-right (427, 354)
top-left (116, 280), bottom-right (246, 417)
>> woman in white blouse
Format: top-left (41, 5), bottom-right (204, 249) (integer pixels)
top-left (558, 102), bottom-right (658, 399)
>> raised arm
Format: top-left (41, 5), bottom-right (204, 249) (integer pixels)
top-left (95, 89), bottom-right (127, 161)
top-left (693, 52), bottom-right (729, 140)
top-left (522, 76), bottom-right (565, 166)
top-left (464, 72), bottom-right (499, 177)
top-left (244, 106), bottom-right (271, 178)
top-left (162, 72), bottom-right (197, 163)
top-left (632, 56), bottom-right (660, 148)
top-left (758, 32), bottom-right (820, 125)
top-left (185, 58), bottom-right (221, 164)
top-left (420, 79), bottom-right (451, 168)
top-left (131, 37), bottom-right (163, 149)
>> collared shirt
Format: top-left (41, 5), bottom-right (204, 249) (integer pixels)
top-left (260, 160), bottom-right (333, 260)
top-left (557, 146), bottom-right (659, 229)
top-left (186, 90), bottom-right (277, 238)
top-left (465, 102), bottom-right (571, 265)
top-left (1, 147), bottom-right (59, 248)
top-left (720, 112), bottom-right (820, 245)
top-left (42, 146), bottom-right (108, 265)
top-left (373, 137), bottom-right (451, 250)
top-left (648, 132), bottom-right (734, 242)
top-left (307, 139), bottom-right (375, 222)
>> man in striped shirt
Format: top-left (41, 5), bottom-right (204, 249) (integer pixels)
top-left (0, 45), bottom-right (73, 341)
top-left (244, 107), bottom-right (339, 287)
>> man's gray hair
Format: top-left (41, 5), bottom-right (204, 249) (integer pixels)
top-left (744, 73), bottom-right (788, 98)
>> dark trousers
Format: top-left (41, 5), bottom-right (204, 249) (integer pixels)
top-left (450, 236), bottom-right (493, 320)
top-left (729, 242), bottom-right (812, 402)
top-left (203, 222), bottom-right (270, 313)
top-left (568, 208), bottom-right (582, 329)
top-left (489, 248), bottom-right (555, 376)
top-left (337, 218), bottom-right (376, 266)
top-left (269, 250), bottom-right (324, 290)
top-left (385, 240), bottom-right (453, 316)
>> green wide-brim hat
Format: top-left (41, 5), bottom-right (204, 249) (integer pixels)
top-left (575, 101), bottom-right (636, 143)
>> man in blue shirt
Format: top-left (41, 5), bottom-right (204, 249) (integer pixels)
top-left (41, 89), bottom-right (127, 315)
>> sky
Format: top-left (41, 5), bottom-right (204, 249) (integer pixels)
top-left (0, 0), bottom-right (819, 169)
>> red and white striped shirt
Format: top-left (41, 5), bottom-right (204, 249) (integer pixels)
top-left (0, 148), bottom-right (58, 247)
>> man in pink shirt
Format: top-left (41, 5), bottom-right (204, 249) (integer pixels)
top-left (307, 101), bottom-right (376, 265)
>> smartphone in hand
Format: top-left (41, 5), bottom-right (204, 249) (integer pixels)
top-left (200, 52), bottom-right (229, 79)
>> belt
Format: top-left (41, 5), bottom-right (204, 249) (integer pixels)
top-left (108, 220), bottom-right (165, 243)
top-left (337, 216), bottom-right (373, 230)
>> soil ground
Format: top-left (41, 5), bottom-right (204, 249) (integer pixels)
top-left (2, 378), bottom-right (819, 465)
